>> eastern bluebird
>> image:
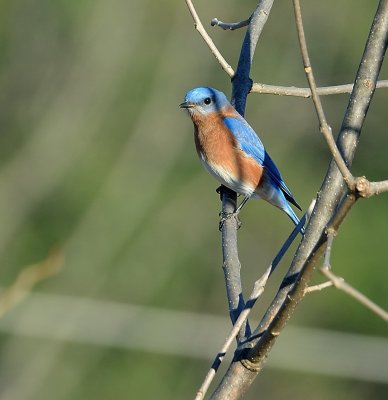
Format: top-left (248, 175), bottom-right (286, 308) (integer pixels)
top-left (180, 87), bottom-right (302, 228)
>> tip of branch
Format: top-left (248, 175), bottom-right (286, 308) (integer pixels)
top-left (210, 18), bottom-right (219, 27)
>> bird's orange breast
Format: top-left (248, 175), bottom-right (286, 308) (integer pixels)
top-left (192, 110), bottom-right (263, 193)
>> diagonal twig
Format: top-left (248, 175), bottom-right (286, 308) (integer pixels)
top-left (185, 1), bottom-right (388, 103)
top-left (293, 0), bottom-right (354, 188)
top-left (211, 0), bottom-right (388, 398)
top-left (184, 0), bottom-right (234, 77)
top-left (320, 267), bottom-right (388, 321)
top-left (320, 231), bottom-right (388, 321)
top-left (195, 200), bottom-right (313, 400)
top-left (194, 267), bottom-right (270, 400)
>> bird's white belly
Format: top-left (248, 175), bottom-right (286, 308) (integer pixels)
top-left (199, 154), bottom-right (256, 197)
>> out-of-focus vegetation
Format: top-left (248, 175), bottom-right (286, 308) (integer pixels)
top-left (0, 0), bottom-right (386, 399)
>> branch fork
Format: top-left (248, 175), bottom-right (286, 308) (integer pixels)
top-left (184, 0), bottom-right (388, 398)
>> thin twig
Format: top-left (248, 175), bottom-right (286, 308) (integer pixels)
top-left (320, 267), bottom-right (388, 321)
top-left (305, 281), bottom-right (333, 293)
top-left (194, 267), bottom-right (271, 400)
top-left (320, 227), bottom-right (388, 321)
top-left (365, 179), bottom-right (388, 196)
top-left (355, 177), bottom-right (388, 198)
top-left (293, 0), bottom-right (354, 188)
top-left (184, 0), bottom-right (234, 77)
top-left (196, 199), bottom-right (313, 400)
top-left (211, 17), bottom-right (251, 31)
top-left (270, 199), bottom-right (315, 274)
top-left (251, 80), bottom-right (388, 97)
top-left (211, 1), bottom-right (388, 396)
top-left (185, 0), bottom-right (388, 105)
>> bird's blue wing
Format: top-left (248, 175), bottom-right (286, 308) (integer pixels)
top-left (263, 151), bottom-right (300, 208)
top-left (224, 116), bottom-right (301, 210)
top-left (223, 116), bottom-right (265, 165)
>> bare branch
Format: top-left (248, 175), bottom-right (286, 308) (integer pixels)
top-left (320, 267), bottom-right (388, 322)
top-left (355, 176), bottom-right (388, 198)
top-left (212, 0), bottom-right (388, 397)
top-left (305, 281), bottom-right (333, 293)
top-left (218, 0), bottom-right (275, 345)
top-left (232, 0), bottom-right (275, 114)
top-left (195, 267), bottom-right (271, 400)
top-left (251, 80), bottom-right (388, 97)
top-left (293, 0), bottom-right (354, 188)
top-left (219, 186), bottom-right (250, 343)
top-left (184, 0), bottom-right (234, 77)
top-left (269, 199), bottom-right (314, 274)
top-left (196, 200), bottom-right (313, 400)
top-left (320, 230), bottom-right (388, 321)
top-left (211, 17), bottom-right (250, 31)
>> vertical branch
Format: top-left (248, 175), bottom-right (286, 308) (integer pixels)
top-left (220, 186), bottom-right (250, 342)
top-left (231, 0), bottom-right (275, 114)
top-left (220, 0), bottom-right (275, 341)
top-left (211, 1), bottom-right (388, 398)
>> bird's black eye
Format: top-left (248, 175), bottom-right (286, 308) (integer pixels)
top-left (204, 97), bottom-right (212, 105)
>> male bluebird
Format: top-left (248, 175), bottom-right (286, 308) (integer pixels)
top-left (180, 87), bottom-right (302, 227)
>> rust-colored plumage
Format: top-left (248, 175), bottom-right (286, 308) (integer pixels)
top-left (180, 87), bottom-right (301, 227)
top-left (192, 107), bottom-right (263, 195)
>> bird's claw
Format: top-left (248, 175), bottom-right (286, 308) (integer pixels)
top-left (218, 211), bottom-right (242, 231)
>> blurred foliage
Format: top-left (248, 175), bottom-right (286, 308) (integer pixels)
top-left (0, 0), bottom-right (386, 399)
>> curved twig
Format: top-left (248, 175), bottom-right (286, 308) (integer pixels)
top-left (211, 17), bottom-right (251, 31)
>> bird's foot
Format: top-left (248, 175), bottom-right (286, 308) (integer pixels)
top-left (219, 211), bottom-right (242, 231)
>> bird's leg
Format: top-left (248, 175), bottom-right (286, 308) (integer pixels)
top-left (235, 194), bottom-right (250, 214)
top-left (219, 194), bottom-right (251, 231)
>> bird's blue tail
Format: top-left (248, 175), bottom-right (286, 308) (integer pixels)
top-left (283, 203), bottom-right (304, 234)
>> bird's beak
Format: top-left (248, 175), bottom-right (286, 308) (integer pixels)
top-left (179, 101), bottom-right (194, 109)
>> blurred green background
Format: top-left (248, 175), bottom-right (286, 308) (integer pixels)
top-left (0, 0), bottom-right (387, 399)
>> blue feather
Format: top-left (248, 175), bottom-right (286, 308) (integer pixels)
top-left (223, 116), bottom-right (265, 165)
top-left (223, 116), bottom-right (301, 210)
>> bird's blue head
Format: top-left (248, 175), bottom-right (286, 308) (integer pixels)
top-left (180, 87), bottom-right (230, 116)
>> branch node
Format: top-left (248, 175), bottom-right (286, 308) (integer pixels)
top-left (325, 226), bottom-right (337, 237)
top-left (240, 357), bottom-right (262, 373)
top-left (362, 78), bottom-right (373, 89)
top-left (355, 176), bottom-right (370, 198)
